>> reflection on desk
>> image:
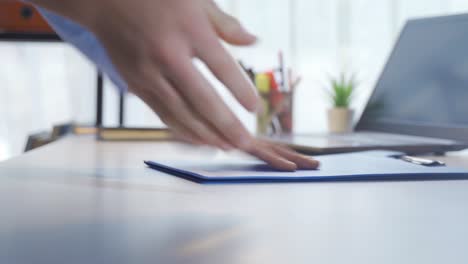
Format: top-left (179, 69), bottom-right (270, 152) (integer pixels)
top-left (1, 136), bottom-right (468, 264)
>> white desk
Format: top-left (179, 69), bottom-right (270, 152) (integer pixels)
top-left (1, 136), bottom-right (468, 264)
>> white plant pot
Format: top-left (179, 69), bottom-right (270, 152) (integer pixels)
top-left (328, 108), bottom-right (354, 134)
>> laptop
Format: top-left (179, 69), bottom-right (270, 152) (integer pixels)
top-left (272, 14), bottom-right (468, 155)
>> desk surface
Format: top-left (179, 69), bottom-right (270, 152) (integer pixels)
top-left (1, 136), bottom-right (468, 264)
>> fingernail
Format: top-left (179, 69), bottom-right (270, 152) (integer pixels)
top-left (246, 32), bottom-right (258, 42)
top-left (279, 161), bottom-right (297, 172)
top-left (303, 159), bottom-right (320, 170)
top-left (240, 27), bottom-right (257, 42)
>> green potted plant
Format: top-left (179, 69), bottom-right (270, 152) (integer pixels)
top-left (326, 73), bottom-right (357, 133)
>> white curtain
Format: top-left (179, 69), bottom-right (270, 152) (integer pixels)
top-left (1, 0), bottom-right (468, 160)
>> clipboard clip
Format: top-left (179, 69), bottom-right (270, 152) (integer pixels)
top-left (392, 155), bottom-right (446, 167)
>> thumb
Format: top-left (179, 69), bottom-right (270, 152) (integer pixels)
top-left (205, 0), bottom-right (257, 46)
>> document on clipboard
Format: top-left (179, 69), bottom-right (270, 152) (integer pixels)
top-left (144, 151), bottom-right (468, 184)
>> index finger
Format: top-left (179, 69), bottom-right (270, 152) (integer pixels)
top-left (166, 54), bottom-right (253, 150)
top-left (193, 25), bottom-right (259, 113)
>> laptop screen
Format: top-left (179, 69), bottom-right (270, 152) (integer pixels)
top-left (357, 14), bottom-right (468, 142)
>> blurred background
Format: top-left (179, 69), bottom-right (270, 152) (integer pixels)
top-left (1, 0), bottom-right (468, 161)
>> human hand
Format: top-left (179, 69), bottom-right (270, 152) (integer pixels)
top-left (32, 0), bottom-right (319, 171)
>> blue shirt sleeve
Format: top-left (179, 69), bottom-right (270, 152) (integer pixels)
top-left (38, 8), bottom-right (128, 92)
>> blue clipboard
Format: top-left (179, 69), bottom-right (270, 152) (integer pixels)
top-left (144, 151), bottom-right (468, 183)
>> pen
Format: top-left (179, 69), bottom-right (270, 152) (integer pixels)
top-left (398, 155), bottom-right (446, 167)
top-left (278, 50), bottom-right (287, 92)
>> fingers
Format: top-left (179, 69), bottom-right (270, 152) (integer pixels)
top-left (171, 130), bottom-right (203, 146)
top-left (247, 141), bottom-right (298, 171)
top-left (135, 71), bottom-right (237, 150)
top-left (246, 139), bottom-right (320, 171)
top-left (200, 1), bottom-right (259, 112)
top-left (205, 0), bottom-right (257, 46)
top-left (156, 77), bottom-right (236, 150)
top-left (193, 27), bottom-right (259, 113)
top-left (167, 55), bottom-right (254, 150)
top-left (133, 70), bottom-right (319, 172)
top-left (269, 143), bottom-right (320, 170)
top-left (134, 88), bottom-right (199, 144)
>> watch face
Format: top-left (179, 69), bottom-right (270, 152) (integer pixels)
top-left (0, 1), bottom-right (54, 33)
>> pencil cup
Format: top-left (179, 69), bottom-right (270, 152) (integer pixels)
top-left (277, 92), bottom-right (293, 134)
top-left (256, 91), bottom-right (294, 136)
